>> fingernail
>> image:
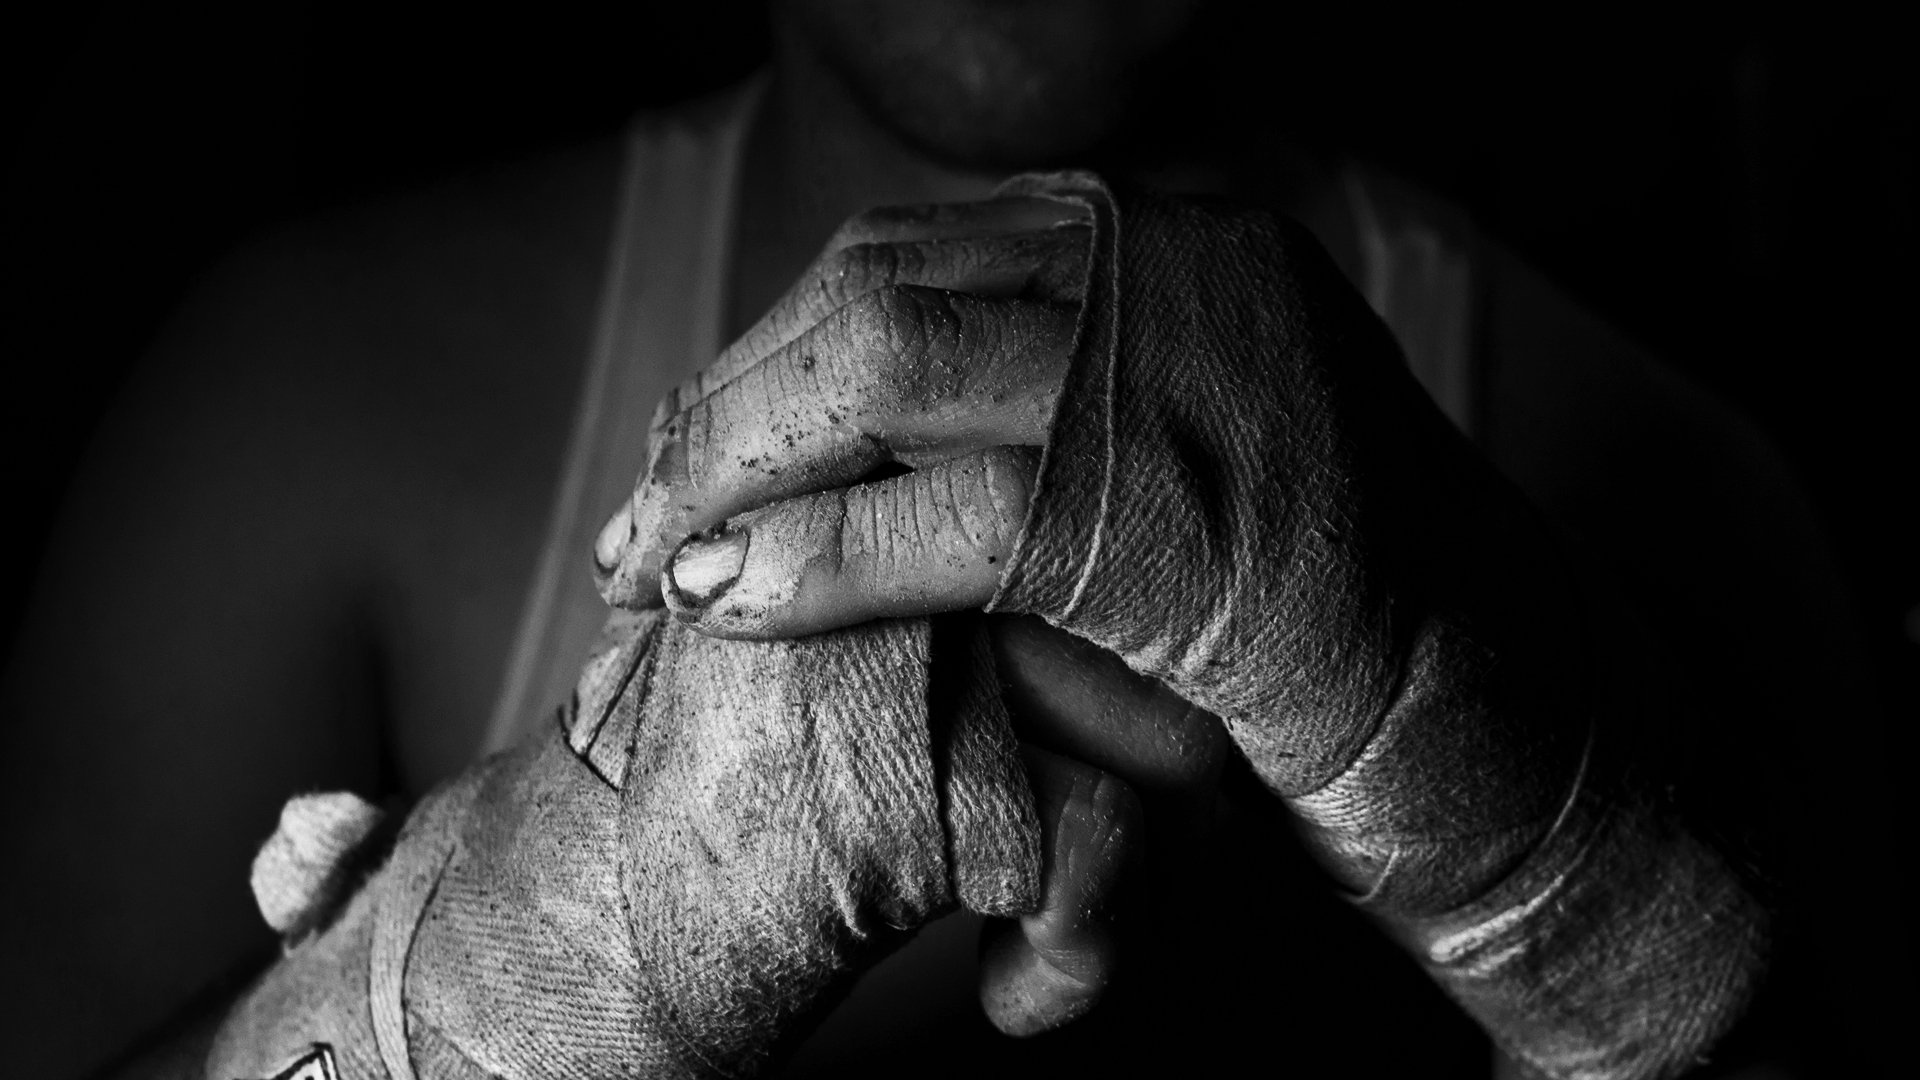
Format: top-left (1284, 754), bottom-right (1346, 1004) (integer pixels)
top-left (594, 502), bottom-right (635, 572)
top-left (667, 530), bottom-right (748, 608)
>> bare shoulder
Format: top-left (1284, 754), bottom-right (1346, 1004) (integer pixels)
top-left (246, 137), bottom-right (630, 783)
top-left (0, 133), bottom-right (622, 1078)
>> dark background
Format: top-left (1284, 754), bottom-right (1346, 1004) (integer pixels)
top-left (4, 2), bottom-right (1913, 847)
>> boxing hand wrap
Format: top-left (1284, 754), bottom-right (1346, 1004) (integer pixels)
top-left (986, 172), bottom-right (1768, 1080)
top-left (209, 612), bottom-right (1041, 1079)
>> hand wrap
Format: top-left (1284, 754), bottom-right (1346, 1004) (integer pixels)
top-left (985, 173), bottom-right (1768, 1080)
top-left (208, 614), bottom-right (1040, 1079)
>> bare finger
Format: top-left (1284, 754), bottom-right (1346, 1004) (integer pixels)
top-left (658, 446), bottom-right (1038, 638)
top-left (978, 745), bottom-right (1141, 1037)
top-left (654, 222), bottom-right (1091, 430)
top-left (823, 195), bottom-right (1090, 253)
top-left (990, 614), bottom-right (1232, 831)
top-left (598, 288), bottom-right (1073, 608)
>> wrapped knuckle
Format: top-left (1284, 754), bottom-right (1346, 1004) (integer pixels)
top-left (566, 609), bottom-right (665, 785)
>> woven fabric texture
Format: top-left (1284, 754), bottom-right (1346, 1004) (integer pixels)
top-left (209, 612), bottom-right (1041, 1079)
top-left (986, 172), bottom-right (1768, 1080)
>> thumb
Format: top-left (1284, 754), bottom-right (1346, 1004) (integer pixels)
top-left (978, 745), bottom-right (1141, 1037)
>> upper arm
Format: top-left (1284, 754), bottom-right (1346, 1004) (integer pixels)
top-left (0, 246), bottom-right (391, 1078)
top-left (1479, 244), bottom-right (1896, 1072)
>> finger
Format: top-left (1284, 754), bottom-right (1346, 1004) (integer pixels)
top-left (599, 288), bottom-right (1073, 607)
top-left (989, 614), bottom-right (1232, 832)
top-left (979, 745), bottom-right (1141, 1037)
top-left (654, 222), bottom-right (1091, 431)
top-left (823, 195), bottom-right (1090, 252)
top-left (659, 446), bottom-right (1037, 638)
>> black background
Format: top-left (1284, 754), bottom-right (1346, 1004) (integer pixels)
top-left (4, 4), bottom-right (1913, 828)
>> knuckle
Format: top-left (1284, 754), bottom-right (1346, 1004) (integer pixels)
top-left (839, 475), bottom-right (903, 569)
top-left (1061, 766), bottom-right (1141, 861)
top-left (1056, 769), bottom-right (1141, 896)
top-left (838, 286), bottom-right (905, 348)
top-left (825, 208), bottom-right (887, 251)
top-left (1081, 769), bottom-right (1143, 837)
top-left (827, 202), bottom-right (940, 251)
top-left (825, 290), bottom-right (900, 387)
top-left (838, 285), bottom-right (954, 385)
top-left (871, 284), bottom-right (933, 352)
top-left (926, 450), bottom-right (1030, 561)
top-left (816, 241), bottom-right (905, 311)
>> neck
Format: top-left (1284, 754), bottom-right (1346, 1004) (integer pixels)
top-left (726, 36), bottom-right (1006, 340)
top-left (723, 33), bottom-right (1355, 341)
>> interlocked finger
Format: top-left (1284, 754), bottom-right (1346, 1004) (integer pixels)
top-left (651, 221), bottom-right (1091, 436)
top-left (989, 614), bottom-right (1232, 834)
top-left (978, 745), bottom-right (1141, 1037)
top-left (823, 195), bottom-right (1091, 253)
top-left (599, 288), bottom-right (1075, 607)
top-left (659, 446), bottom-right (1040, 638)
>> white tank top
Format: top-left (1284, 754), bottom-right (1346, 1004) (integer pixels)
top-left (483, 80), bottom-right (1484, 753)
top-left (481, 84), bottom-right (759, 751)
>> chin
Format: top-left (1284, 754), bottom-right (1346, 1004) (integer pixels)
top-left (782, 0), bottom-right (1203, 170)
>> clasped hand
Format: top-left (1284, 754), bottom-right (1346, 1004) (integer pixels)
top-left (593, 191), bottom-right (1238, 1038)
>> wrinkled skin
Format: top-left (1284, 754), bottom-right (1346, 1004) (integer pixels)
top-left (595, 194), bottom-right (1236, 1037)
